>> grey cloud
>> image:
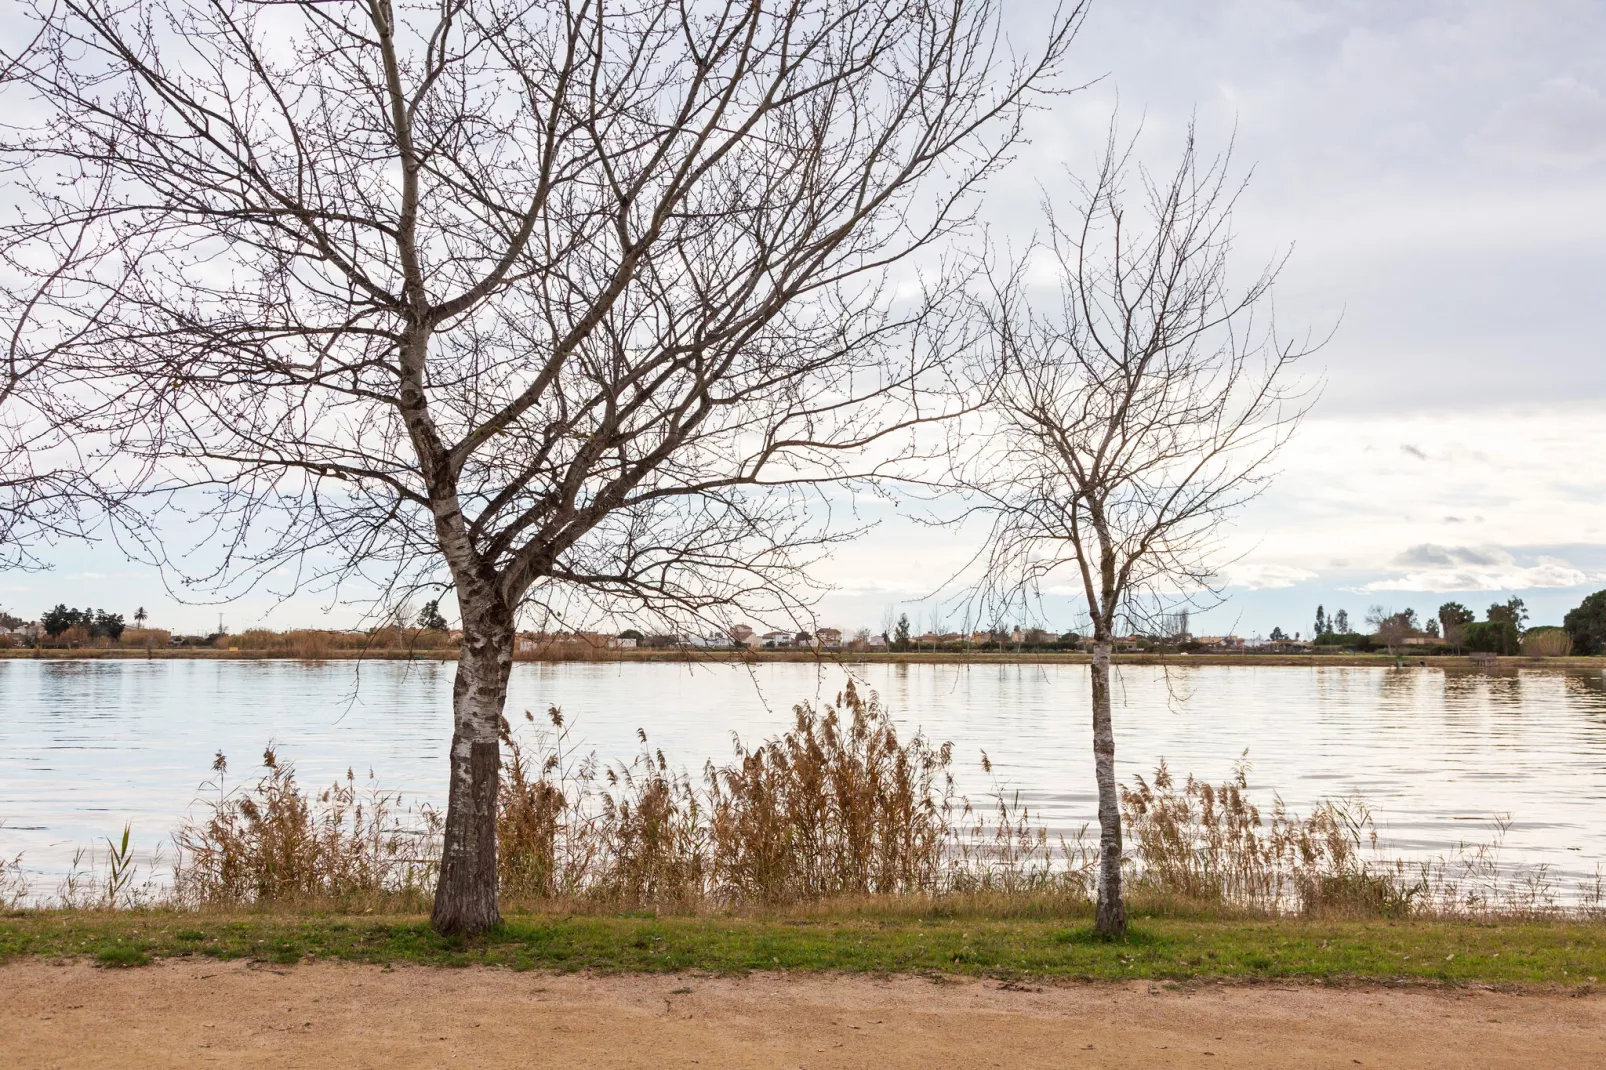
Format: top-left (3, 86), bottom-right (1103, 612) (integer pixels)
top-left (1471, 78), bottom-right (1606, 166)
top-left (995, 2), bottom-right (1606, 416)
top-left (1366, 544), bottom-right (1595, 593)
top-left (1392, 544), bottom-right (1503, 568)
top-left (1400, 444), bottom-right (1427, 460)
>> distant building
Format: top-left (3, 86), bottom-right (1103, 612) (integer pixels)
top-left (728, 624), bottom-right (755, 647)
top-left (814, 627), bottom-right (842, 648)
top-left (868, 634), bottom-right (888, 649)
top-left (760, 630), bottom-right (794, 648)
top-left (608, 636), bottom-right (638, 649)
top-left (1195, 635), bottom-right (1246, 651)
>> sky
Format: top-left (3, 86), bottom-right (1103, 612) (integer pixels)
top-left (4, 0), bottom-right (1605, 639)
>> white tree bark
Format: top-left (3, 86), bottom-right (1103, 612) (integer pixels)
top-left (1089, 638), bottom-right (1125, 935)
top-left (431, 590), bottom-right (513, 935)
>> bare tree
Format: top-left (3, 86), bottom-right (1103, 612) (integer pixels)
top-left (0, 20), bottom-right (121, 570)
top-left (961, 125), bottom-right (1314, 936)
top-left (1366, 606), bottom-right (1415, 657)
top-left (4, 0), bottom-right (1081, 933)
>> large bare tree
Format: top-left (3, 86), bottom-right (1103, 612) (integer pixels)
top-left (964, 126), bottom-right (1313, 936)
top-left (0, 20), bottom-right (116, 571)
top-left (2, 0), bottom-right (1080, 933)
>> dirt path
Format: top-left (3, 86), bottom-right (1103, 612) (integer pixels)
top-left (2, 960), bottom-right (1600, 1068)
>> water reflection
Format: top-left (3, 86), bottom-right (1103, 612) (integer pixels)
top-left (2, 659), bottom-right (1604, 888)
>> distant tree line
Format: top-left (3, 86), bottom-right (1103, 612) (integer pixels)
top-left (1295, 591), bottom-right (1606, 657)
top-left (41, 604), bottom-right (125, 640)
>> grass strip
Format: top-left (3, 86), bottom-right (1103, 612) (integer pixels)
top-left (2, 911), bottom-right (1602, 985)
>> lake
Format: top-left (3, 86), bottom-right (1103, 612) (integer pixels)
top-left (3, 658), bottom-right (1605, 893)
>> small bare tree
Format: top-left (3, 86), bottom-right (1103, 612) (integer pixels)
top-left (1366, 606), bottom-right (1416, 657)
top-left (963, 126), bottom-right (1313, 936)
top-left (4, 0), bottom-right (1080, 933)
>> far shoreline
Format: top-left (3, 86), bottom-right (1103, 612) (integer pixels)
top-left (3, 648), bottom-right (1603, 670)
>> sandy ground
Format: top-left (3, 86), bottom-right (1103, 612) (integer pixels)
top-left (1, 960), bottom-right (1601, 1069)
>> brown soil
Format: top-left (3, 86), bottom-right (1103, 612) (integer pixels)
top-left (2, 961), bottom-right (1601, 1068)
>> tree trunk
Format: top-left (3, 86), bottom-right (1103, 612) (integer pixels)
top-left (1090, 639), bottom-right (1126, 936)
top-left (431, 600), bottom-right (514, 936)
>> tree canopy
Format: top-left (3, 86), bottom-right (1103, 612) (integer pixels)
top-left (1563, 591), bottom-right (1606, 656)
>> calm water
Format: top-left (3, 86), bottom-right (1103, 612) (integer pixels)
top-left (4, 659), bottom-right (1606, 889)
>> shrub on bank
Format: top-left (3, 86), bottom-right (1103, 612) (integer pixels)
top-left (1312, 632), bottom-right (1375, 652)
top-left (1460, 620), bottom-right (1520, 655)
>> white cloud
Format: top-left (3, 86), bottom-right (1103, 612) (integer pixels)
top-left (1222, 563), bottom-right (1318, 591)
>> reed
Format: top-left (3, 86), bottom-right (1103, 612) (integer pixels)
top-left (1, 825), bottom-right (27, 909)
top-left (224, 627), bottom-right (457, 657)
top-left (1120, 759), bottom-right (1408, 917)
top-left (170, 748), bottom-right (437, 910)
top-left (1119, 760), bottom-right (1606, 920)
top-left (117, 628), bottom-right (171, 648)
top-left (1521, 627), bottom-right (1573, 658)
top-left (10, 682), bottom-right (1599, 921)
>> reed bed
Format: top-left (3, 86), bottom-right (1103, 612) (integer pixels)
top-left (169, 749), bottom-right (438, 911)
top-left (10, 682), bottom-right (1604, 921)
top-left (226, 627), bottom-right (457, 657)
top-left (1117, 761), bottom-right (1597, 918)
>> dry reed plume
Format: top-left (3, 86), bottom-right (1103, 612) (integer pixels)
top-left (1120, 759), bottom-right (1603, 919)
top-left (10, 682), bottom-right (1595, 920)
top-left (171, 749), bottom-right (438, 910)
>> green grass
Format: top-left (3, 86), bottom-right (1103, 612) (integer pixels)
top-left (2, 910), bottom-right (1602, 985)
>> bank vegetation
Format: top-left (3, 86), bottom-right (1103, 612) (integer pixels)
top-left (6, 684), bottom-right (1600, 929)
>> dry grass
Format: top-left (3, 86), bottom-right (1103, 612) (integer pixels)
top-left (224, 627), bottom-right (456, 658)
top-left (493, 683), bottom-right (1089, 910)
top-left (117, 628), bottom-right (171, 648)
top-left (1120, 758), bottom-right (1606, 920)
top-left (1, 830), bottom-right (28, 910)
top-left (10, 682), bottom-right (1603, 922)
top-left (170, 748), bottom-right (438, 911)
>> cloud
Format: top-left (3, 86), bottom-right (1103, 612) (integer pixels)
top-left (1223, 563), bottom-right (1318, 591)
top-left (1391, 544), bottom-right (1502, 568)
top-left (1363, 545), bottom-right (1595, 593)
top-left (1470, 78), bottom-right (1606, 167)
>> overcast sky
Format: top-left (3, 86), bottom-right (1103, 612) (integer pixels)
top-left (6, 0), bottom-right (1605, 637)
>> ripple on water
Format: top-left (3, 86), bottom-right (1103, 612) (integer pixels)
top-left (2, 658), bottom-right (1604, 888)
